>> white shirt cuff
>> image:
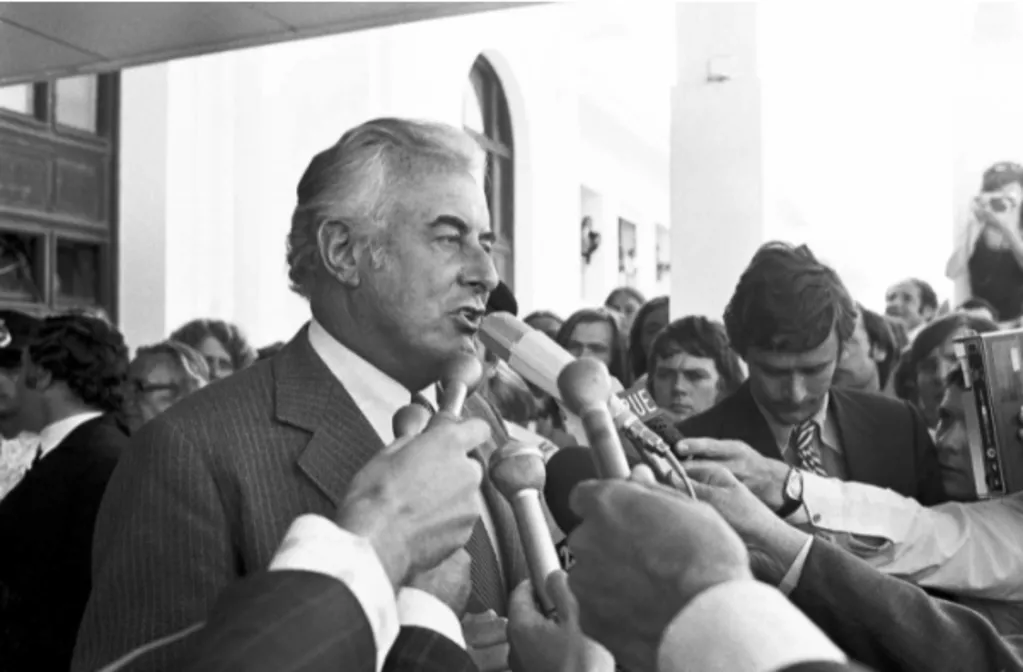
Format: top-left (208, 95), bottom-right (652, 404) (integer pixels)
top-left (799, 472), bottom-right (909, 542)
top-left (269, 514), bottom-right (399, 671)
top-left (657, 580), bottom-right (846, 672)
top-left (397, 587), bottom-right (467, 649)
top-left (777, 537), bottom-right (815, 596)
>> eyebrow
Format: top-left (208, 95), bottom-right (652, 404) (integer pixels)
top-left (432, 216), bottom-right (496, 245)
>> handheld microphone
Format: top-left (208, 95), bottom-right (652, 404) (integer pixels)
top-left (489, 440), bottom-right (561, 615)
top-left (614, 386), bottom-right (696, 497)
top-left (557, 359), bottom-right (631, 480)
top-left (482, 312), bottom-right (694, 493)
top-left (543, 447), bottom-right (599, 570)
top-left (436, 353), bottom-right (484, 420)
top-left (392, 404), bottom-right (433, 439)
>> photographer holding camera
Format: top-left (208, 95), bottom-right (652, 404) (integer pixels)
top-left (947, 161), bottom-right (1023, 323)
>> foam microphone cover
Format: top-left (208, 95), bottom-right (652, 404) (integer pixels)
top-left (644, 414), bottom-right (686, 452)
top-left (543, 446), bottom-right (598, 536)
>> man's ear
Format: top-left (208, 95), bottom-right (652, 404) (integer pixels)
top-left (23, 363), bottom-right (51, 392)
top-left (317, 219), bottom-right (360, 287)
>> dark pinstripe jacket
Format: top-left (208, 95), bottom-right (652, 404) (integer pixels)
top-left (177, 569), bottom-right (475, 672)
top-left (71, 327), bottom-right (526, 672)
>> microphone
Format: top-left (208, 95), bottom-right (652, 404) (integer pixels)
top-left (543, 446), bottom-right (598, 571)
top-left (392, 404), bottom-right (433, 439)
top-left (436, 352), bottom-right (484, 420)
top-left (483, 312), bottom-right (692, 490)
top-left (614, 386), bottom-right (696, 497)
top-left (557, 358), bottom-right (631, 480)
top-left (489, 439), bottom-right (561, 616)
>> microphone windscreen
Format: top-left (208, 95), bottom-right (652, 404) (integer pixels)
top-left (543, 446), bottom-right (598, 536)
top-left (645, 414), bottom-right (686, 449)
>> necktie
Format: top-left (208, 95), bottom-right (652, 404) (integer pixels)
top-left (410, 391), bottom-right (507, 615)
top-left (791, 420), bottom-right (828, 477)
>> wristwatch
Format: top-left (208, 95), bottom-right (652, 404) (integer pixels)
top-left (776, 467), bottom-right (805, 518)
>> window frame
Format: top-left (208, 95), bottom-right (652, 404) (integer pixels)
top-left (463, 56), bottom-right (515, 290)
top-left (0, 72), bottom-right (119, 320)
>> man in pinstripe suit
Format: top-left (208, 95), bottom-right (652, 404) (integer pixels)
top-left (72, 118), bottom-right (527, 672)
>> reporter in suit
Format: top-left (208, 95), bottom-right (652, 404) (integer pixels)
top-left (686, 462), bottom-right (1023, 672)
top-left (564, 468), bottom-right (862, 672)
top-left (0, 314), bottom-right (130, 671)
top-left (102, 409), bottom-right (489, 672)
top-left (676, 243), bottom-right (946, 509)
top-left (73, 118), bottom-right (528, 672)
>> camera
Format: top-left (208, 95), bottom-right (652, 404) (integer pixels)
top-left (953, 329), bottom-right (1023, 497)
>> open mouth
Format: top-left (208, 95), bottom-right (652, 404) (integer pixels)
top-left (453, 307), bottom-right (485, 332)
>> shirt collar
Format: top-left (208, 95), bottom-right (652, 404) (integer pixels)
top-left (307, 319), bottom-right (436, 444)
top-left (753, 392), bottom-right (832, 453)
top-left (38, 411), bottom-right (103, 459)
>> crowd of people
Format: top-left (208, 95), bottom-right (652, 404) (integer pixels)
top-left (0, 116), bottom-right (1021, 672)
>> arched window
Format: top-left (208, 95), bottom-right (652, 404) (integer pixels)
top-left (462, 56), bottom-right (514, 289)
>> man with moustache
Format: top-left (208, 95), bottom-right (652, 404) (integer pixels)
top-left (74, 118), bottom-right (526, 672)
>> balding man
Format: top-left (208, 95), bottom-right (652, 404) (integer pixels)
top-left (73, 118), bottom-right (526, 672)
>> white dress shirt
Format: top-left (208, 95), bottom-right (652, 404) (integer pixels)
top-left (37, 411), bottom-right (103, 461)
top-left (781, 475), bottom-right (1023, 602)
top-left (657, 580), bottom-right (846, 671)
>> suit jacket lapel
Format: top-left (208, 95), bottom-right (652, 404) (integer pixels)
top-left (274, 327), bottom-right (384, 509)
top-left (728, 383), bottom-right (784, 461)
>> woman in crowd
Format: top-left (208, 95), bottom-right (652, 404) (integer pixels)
top-left (604, 286), bottom-right (645, 335)
top-left (628, 296), bottom-right (670, 384)
top-left (645, 316), bottom-right (745, 422)
top-left (894, 312), bottom-right (998, 428)
top-left (124, 340), bottom-right (210, 432)
top-left (170, 318), bottom-right (257, 381)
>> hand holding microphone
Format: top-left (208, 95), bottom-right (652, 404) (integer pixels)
top-left (489, 440), bottom-right (561, 616)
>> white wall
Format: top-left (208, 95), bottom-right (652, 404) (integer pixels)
top-left (670, 2), bottom-right (764, 323)
top-left (579, 96), bottom-right (670, 309)
top-left (121, 4), bottom-right (667, 349)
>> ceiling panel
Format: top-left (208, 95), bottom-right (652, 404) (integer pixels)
top-left (0, 18), bottom-right (96, 76)
top-left (0, 2), bottom-right (534, 86)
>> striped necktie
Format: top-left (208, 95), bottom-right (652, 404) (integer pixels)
top-left (791, 420), bottom-right (828, 477)
top-left (410, 391), bottom-right (507, 615)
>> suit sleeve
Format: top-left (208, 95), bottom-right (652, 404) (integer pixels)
top-left (790, 538), bottom-right (1023, 672)
top-left (384, 626), bottom-right (477, 672)
top-left (904, 401), bottom-right (947, 506)
top-left (72, 416), bottom-right (235, 672)
top-left (179, 570), bottom-right (377, 672)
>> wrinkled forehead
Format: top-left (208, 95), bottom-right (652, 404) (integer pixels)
top-left (394, 168), bottom-right (490, 232)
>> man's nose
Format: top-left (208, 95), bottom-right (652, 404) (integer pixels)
top-left (785, 377), bottom-right (807, 404)
top-left (461, 245), bottom-right (500, 293)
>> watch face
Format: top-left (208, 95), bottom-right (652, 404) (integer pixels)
top-left (785, 470), bottom-right (803, 500)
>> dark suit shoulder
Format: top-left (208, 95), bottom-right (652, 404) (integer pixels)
top-left (676, 387), bottom-right (743, 438)
top-left (157, 359), bottom-right (276, 434)
top-left (828, 386), bottom-right (915, 421)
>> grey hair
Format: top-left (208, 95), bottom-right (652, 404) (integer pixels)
top-left (286, 117), bottom-right (487, 298)
top-left (134, 339), bottom-right (211, 392)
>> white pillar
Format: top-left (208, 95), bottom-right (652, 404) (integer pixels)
top-left (118, 64), bottom-right (171, 352)
top-left (669, 2), bottom-right (763, 322)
